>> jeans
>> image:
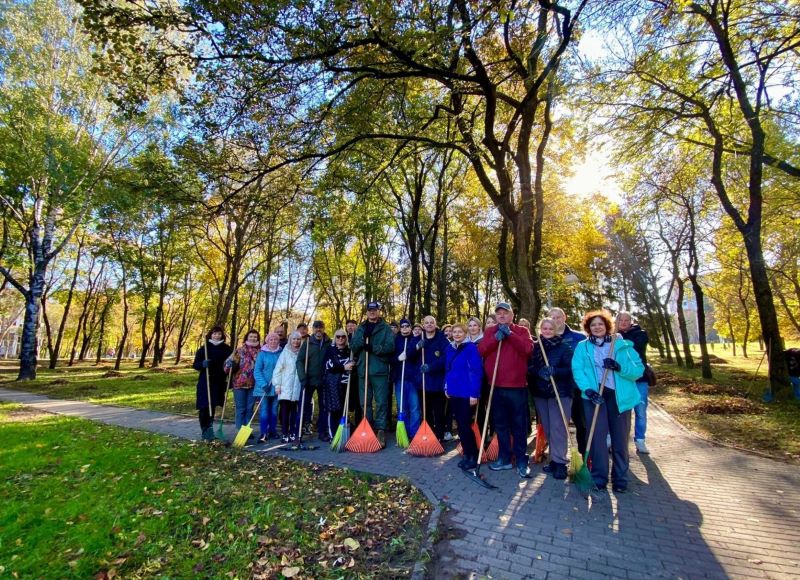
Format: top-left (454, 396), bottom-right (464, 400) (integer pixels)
top-left (395, 377), bottom-right (421, 438)
top-left (492, 387), bottom-right (529, 465)
top-left (791, 376), bottom-right (800, 400)
top-left (258, 395), bottom-right (279, 437)
top-left (633, 380), bottom-right (649, 440)
top-left (233, 388), bottom-right (255, 432)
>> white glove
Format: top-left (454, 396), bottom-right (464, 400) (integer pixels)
top-left (398, 351), bottom-right (407, 362)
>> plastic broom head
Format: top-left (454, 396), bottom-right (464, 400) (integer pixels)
top-left (568, 448), bottom-right (584, 478)
top-left (345, 418), bottom-right (382, 453)
top-left (231, 424), bottom-right (252, 448)
top-left (573, 460), bottom-right (594, 493)
top-left (330, 417), bottom-right (347, 452)
top-left (407, 421), bottom-right (444, 457)
top-left (395, 413), bottom-right (410, 449)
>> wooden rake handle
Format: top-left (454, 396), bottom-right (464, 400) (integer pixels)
top-left (203, 339), bottom-right (213, 413)
top-left (538, 339), bottom-right (571, 436)
top-left (477, 340), bottom-right (502, 465)
top-left (583, 336), bottom-right (617, 461)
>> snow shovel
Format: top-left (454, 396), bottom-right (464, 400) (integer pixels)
top-left (232, 396), bottom-right (263, 448)
top-left (463, 341), bottom-right (502, 490)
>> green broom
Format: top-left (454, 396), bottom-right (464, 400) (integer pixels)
top-left (395, 337), bottom-right (410, 448)
top-left (331, 353), bottom-right (353, 452)
top-left (537, 339), bottom-right (581, 478)
top-left (574, 337), bottom-right (617, 493)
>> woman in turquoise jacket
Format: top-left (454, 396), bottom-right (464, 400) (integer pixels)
top-left (571, 309), bottom-right (643, 493)
top-left (254, 333), bottom-right (282, 443)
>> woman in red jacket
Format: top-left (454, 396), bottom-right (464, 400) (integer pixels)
top-left (478, 302), bottom-right (535, 478)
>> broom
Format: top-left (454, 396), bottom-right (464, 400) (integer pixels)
top-left (538, 339), bottom-right (582, 478)
top-left (202, 339), bottom-right (214, 441)
top-left (232, 396), bottom-right (263, 448)
top-left (330, 352), bottom-right (353, 452)
top-left (214, 369), bottom-right (233, 440)
top-left (574, 336), bottom-right (617, 493)
top-left (345, 338), bottom-right (382, 453)
top-left (407, 347), bottom-right (444, 457)
top-left (395, 337), bottom-right (410, 448)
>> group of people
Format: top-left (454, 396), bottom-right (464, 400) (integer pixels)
top-left (194, 300), bottom-right (652, 492)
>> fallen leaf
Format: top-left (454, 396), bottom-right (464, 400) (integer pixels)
top-left (134, 533), bottom-right (146, 546)
top-left (282, 566), bottom-right (300, 577)
top-left (343, 537), bottom-right (360, 551)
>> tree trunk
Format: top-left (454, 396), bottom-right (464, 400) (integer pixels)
top-left (674, 279), bottom-right (694, 368)
top-left (689, 280), bottom-right (712, 378)
top-left (17, 278), bottom-right (43, 380)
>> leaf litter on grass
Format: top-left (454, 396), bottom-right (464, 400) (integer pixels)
top-left (0, 402), bottom-right (431, 578)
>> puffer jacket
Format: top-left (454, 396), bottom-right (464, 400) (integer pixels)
top-left (528, 335), bottom-right (574, 399)
top-left (254, 347), bottom-right (282, 397)
top-left (273, 347), bottom-right (302, 402)
top-left (571, 336), bottom-right (643, 413)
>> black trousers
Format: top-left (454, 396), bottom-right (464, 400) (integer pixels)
top-left (198, 406), bottom-right (217, 431)
top-left (492, 387), bottom-right (529, 464)
top-left (423, 390), bottom-right (447, 440)
top-left (451, 396), bottom-right (478, 458)
top-left (572, 387), bottom-right (587, 454)
top-left (279, 400), bottom-right (297, 436)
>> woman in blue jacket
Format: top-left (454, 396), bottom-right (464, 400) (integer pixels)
top-left (571, 310), bottom-right (643, 493)
top-left (445, 323), bottom-right (484, 470)
top-left (254, 332), bottom-right (282, 443)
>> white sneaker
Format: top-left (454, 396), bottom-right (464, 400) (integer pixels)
top-left (443, 431), bottom-right (453, 441)
top-left (635, 439), bottom-right (650, 454)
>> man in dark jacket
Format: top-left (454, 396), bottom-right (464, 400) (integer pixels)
top-left (297, 320), bottom-right (332, 440)
top-left (416, 315), bottom-right (450, 441)
top-left (617, 311), bottom-right (650, 454)
top-left (479, 302), bottom-right (535, 478)
top-left (350, 301), bottom-right (395, 448)
top-left (549, 307), bottom-right (587, 454)
top-left (393, 319), bottom-right (421, 438)
top-left (785, 348), bottom-right (800, 400)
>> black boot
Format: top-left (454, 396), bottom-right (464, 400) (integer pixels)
top-left (461, 454), bottom-right (478, 471)
top-left (553, 462), bottom-right (568, 480)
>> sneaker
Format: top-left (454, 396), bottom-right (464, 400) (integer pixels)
top-left (282, 435), bottom-right (290, 443)
top-left (635, 439), bottom-right (650, 454)
top-left (612, 484), bottom-right (627, 493)
top-left (461, 455), bottom-right (478, 471)
top-left (257, 435), bottom-right (267, 443)
top-left (443, 431), bottom-right (453, 441)
top-left (488, 459), bottom-right (513, 471)
top-left (542, 463), bottom-right (554, 474)
top-left (553, 463), bottom-right (568, 480)
top-left (377, 429), bottom-right (386, 449)
top-left (518, 464), bottom-right (532, 479)
top-left (289, 434), bottom-right (297, 442)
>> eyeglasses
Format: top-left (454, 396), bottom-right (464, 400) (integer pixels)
top-left (335, 335), bottom-right (347, 339)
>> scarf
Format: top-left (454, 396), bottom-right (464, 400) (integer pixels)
top-left (209, 338), bottom-right (224, 346)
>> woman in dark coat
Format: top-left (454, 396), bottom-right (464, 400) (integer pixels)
top-left (528, 318), bottom-right (574, 479)
top-left (193, 326), bottom-right (233, 441)
top-left (321, 329), bottom-right (353, 442)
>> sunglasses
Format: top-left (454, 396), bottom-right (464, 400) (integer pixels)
top-left (335, 335), bottom-right (347, 339)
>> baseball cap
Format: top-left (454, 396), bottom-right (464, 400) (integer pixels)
top-left (366, 301), bottom-right (382, 310)
top-left (495, 301), bottom-right (513, 312)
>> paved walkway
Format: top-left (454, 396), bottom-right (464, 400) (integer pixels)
top-left (2, 387), bottom-right (799, 579)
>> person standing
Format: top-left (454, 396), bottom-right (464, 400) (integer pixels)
top-left (254, 332), bottom-right (282, 442)
top-left (572, 310), bottom-right (643, 493)
top-left (549, 307), bottom-right (587, 454)
top-left (616, 311), bottom-right (650, 454)
top-left (394, 318), bottom-right (422, 438)
top-left (346, 319), bottom-right (357, 341)
top-left (478, 302), bottom-right (535, 478)
top-left (528, 318), bottom-right (574, 480)
top-left (345, 318), bottom-right (361, 423)
top-left (297, 320), bottom-right (331, 440)
top-left (467, 317), bottom-right (484, 344)
top-left (226, 329), bottom-right (261, 433)
top-left (273, 331), bottom-right (303, 442)
top-left (193, 326), bottom-right (233, 441)
top-left (350, 301), bottom-right (395, 448)
top-left (445, 323), bottom-right (483, 470)
top-left (321, 330), bottom-right (353, 441)
top-left (786, 348), bottom-right (800, 400)
top-left (416, 315), bottom-right (450, 441)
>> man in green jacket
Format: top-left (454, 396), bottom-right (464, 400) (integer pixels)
top-left (350, 301), bottom-right (395, 448)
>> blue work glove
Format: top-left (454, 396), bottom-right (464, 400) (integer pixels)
top-left (420, 363), bottom-right (430, 374)
top-left (586, 389), bottom-right (603, 406)
top-left (416, 337), bottom-right (425, 350)
top-left (602, 358), bottom-right (621, 371)
top-left (201, 360), bottom-right (210, 368)
top-left (537, 365), bottom-right (554, 380)
top-left (223, 359), bottom-right (233, 371)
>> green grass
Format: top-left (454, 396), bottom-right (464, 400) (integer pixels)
top-left (0, 402), bottom-right (430, 578)
top-left (0, 360), bottom-right (198, 415)
top-left (650, 344), bottom-right (800, 463)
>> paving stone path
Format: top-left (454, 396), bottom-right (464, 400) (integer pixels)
top-left (2, 386), bottom-right (799, 579)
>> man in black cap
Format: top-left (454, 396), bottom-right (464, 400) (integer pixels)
top-left (350, 301), bottom-right (395, 448)
top-left (297, 320), bottom-right (331, 440)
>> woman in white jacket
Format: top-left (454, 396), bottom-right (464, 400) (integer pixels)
top-left (273, 331), bottom-right (303, 442)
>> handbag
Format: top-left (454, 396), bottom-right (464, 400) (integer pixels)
top-left (644, 364), bottom-right (657, 387)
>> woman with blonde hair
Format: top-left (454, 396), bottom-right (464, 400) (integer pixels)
top-left (272, 331), bottom-right (303, 443)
